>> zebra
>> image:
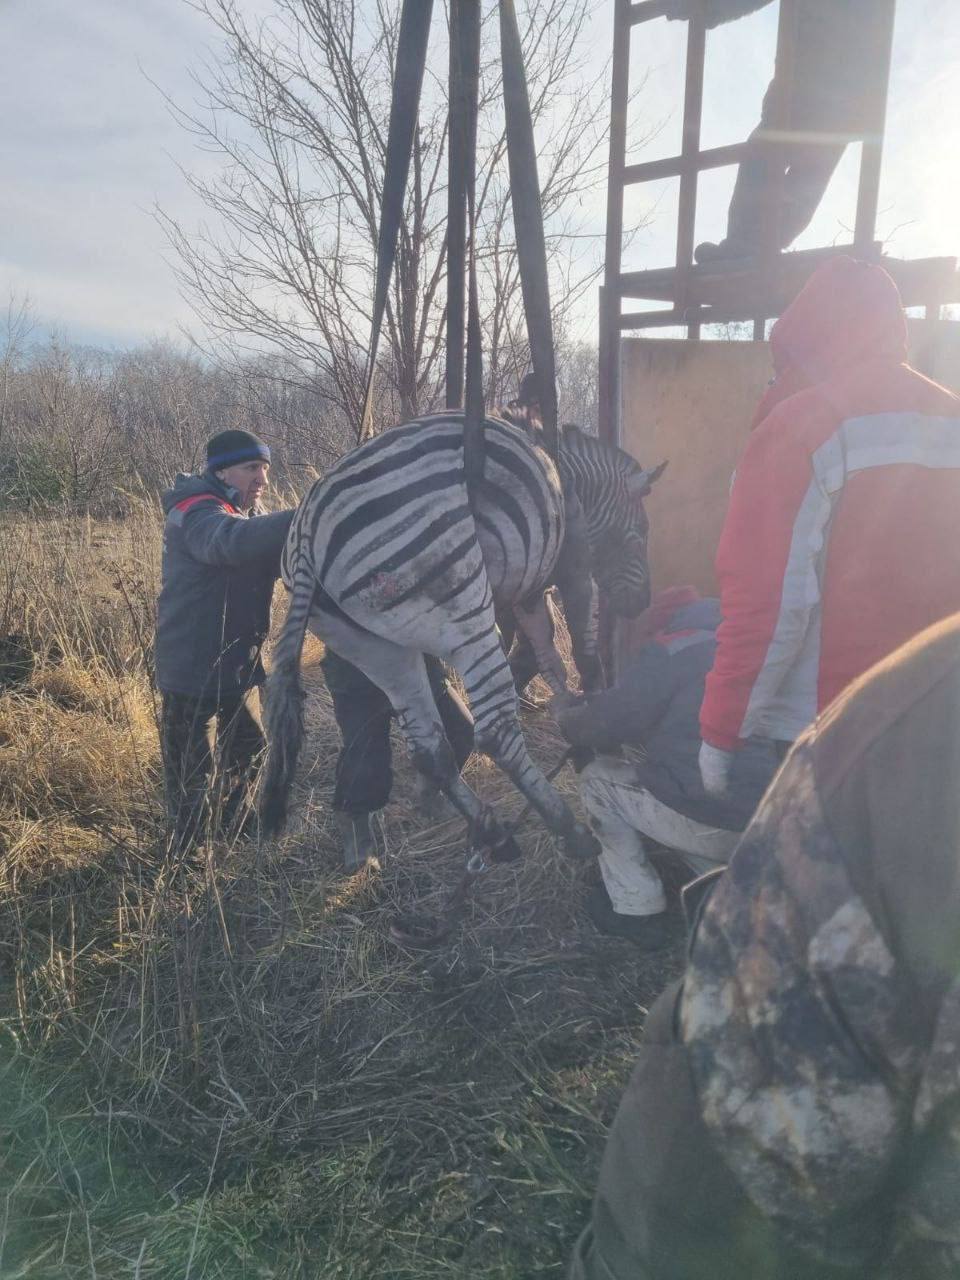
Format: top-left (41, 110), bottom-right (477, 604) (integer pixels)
top-left (261, 410), bottom-right (666, 862)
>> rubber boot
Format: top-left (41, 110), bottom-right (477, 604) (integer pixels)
top-left (585, 883), bottom-right (677, 952)
top-left (334, 811), bottom-right (381, 874)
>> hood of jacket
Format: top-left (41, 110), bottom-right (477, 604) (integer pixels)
top-left (633, 587), bottom-right (721, 642)
top-left (752, 257), bottom-right (909, 427)
top-left (162, 471), bottom-right (241, 516)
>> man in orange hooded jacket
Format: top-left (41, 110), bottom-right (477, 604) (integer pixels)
top-left (699, 255), bottom-right (960, 796)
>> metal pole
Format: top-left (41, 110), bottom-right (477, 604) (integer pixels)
top-left (675, 0), bottom-right (707, 339)
top-left (599, 0), bottom-right (631, 447)
top-left (854, 0), bottom-right (897, 251)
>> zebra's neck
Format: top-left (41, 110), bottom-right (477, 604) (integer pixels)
top-left (555, 436), bottom-right (603, 512)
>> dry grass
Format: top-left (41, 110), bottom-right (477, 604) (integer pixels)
top-left (0, 507), bottom-right (685, 1279)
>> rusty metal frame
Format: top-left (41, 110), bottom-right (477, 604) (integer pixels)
top-left (596, 0), bottom-right (958, 448)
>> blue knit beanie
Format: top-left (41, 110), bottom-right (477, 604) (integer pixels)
top-left (206, 429), bottom-right (271, 471)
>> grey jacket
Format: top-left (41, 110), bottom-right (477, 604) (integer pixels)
top-left (558, 599), bottom-right (777, 830)
top-left (155, 472), bottom-right (295, 698)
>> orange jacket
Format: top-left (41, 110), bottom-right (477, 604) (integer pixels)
top-left (701, 257), bottom-right (960, 750)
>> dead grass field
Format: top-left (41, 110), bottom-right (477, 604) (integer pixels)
top-left (0, 507), bottom-right (684, 1279)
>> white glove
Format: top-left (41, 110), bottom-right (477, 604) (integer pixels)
top-left (699, 741), bottom-right (734, 796)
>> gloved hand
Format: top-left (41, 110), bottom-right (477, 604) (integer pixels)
top-left (699, 741), bottom-right (734, 796)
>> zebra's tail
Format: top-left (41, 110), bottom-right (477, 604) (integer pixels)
top-left (260, 552), bottom-right (314, 837)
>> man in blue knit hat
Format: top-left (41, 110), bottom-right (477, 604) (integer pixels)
top-left (156, 429), bottom-right (295, 850)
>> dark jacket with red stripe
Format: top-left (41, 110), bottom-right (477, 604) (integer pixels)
top-left (155, 473), bottom-right (294, 698)
top-left (701, 258), bottom-right (960, 752)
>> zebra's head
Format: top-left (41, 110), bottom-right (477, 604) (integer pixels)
top-left (558, 424), bottom-right (667, 618)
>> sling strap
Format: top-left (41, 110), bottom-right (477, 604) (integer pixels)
top-left (450, 1), bottom-right (486, 497)
top-left (358, 0), bottom-right (435, 442)
top-left (362, 0), bottom-right (559, 475)
top-left (498, 0), bottom-right (559, 459)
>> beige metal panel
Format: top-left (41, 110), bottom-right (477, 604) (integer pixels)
top-left (620, 338), bottom-right (773, 598)
top-left (616, 326), bottom-right (959, 663)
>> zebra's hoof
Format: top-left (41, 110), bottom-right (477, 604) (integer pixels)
top-left (564, 823), bottom-right (601, 861)
top-left (488, 833), bottom-right (523, 864)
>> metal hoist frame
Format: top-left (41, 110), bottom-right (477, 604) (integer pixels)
top-left (358, 0), bottom-right (561, 496)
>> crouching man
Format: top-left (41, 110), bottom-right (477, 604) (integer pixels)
top-left (156, 429), bottom-right (295, 850)
top-left (555, 588), bottom-right (776, 950)
top-left (572, 613), bottom-right (960, 1279)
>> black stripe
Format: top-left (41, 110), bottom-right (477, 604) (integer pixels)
top-left (467, 665), bottom-right (511, 698)
top-left (341, 504), bottom-right (472, 601)
top-left (475, 508), bottom-right (508, 564)
top-left (484, 439), bottom-right (551, 545)
top-left (320, 430), bottom-right (461, 507)
top-left (468, 687), bottom-right (514, 715)
top-left (453, 592), bottom-right (493, 625)
top-left (462, 638), bottom-right (506, 679)
top-left (318, 468), bottom-right (463, 583)
top-left (382, 535), bottom-right (477, 610)
top-left (475, 479), bottom-right (530, 561)
top-left (431, 557), bottom-right (485, 608)
top-left (450, 623), bottom-right (497, 653)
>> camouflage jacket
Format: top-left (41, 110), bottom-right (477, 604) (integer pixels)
top-left (681, 615), bottom-right (960, 1277)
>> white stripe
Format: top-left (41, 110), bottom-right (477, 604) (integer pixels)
top-left (740, 411), bottom-right (960, 742)
top-left (831, 413), bottom-right (960, 484)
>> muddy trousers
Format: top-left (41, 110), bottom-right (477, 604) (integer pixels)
top-left (570, 982), bottom-right (858, 1280)
top-left (161, 688), bottom-right (265, 851)
top-left (321, 652), bottom-right (474, 814)
top-left (579, 757), bottom-right (739, 917)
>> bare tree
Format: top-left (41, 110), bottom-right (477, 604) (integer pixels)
top-left (0, 293), bottom-right (35, 456)
top-left (158, 0), bottom-right (614, 452)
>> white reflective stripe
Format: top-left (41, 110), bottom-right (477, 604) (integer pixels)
top-left (739, 411), bottom-right (960, 742)
top-left (740, 469), bottom-right (831, 740)
top-left (838, 413), bottom-right (960, 481)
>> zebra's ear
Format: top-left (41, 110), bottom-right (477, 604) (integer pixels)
top-left (627, 460), bottom-right (668, 497)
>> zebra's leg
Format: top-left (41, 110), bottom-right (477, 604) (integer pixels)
top-left (553, 495), bottom-right (605, 694)
top-left (445, 608), bottom-right (599, 860)
top-left (511, 591), bottom-right (577, 706)
top-left (310, 610), bottom-right (521, 861)
top-left (555, 570), bottom-right (604, 695)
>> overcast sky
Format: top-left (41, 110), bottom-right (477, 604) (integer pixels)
top-left (1, 0), bottom-right (957, 349)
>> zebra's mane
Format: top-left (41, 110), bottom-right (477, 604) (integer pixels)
top-left (556, 422), bottom-right (638, 475)
top-left (492, 410), bottom-right (638, 473)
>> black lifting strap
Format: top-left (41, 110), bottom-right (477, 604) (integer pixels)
top-left (358, 0), bottom-right (434, 442)
top-left (498, 0), bottom-right (559, 461)
top-left (449, 0), bottom-right (486, 500)
top-left (446, 1), bottom-right (467, 409)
